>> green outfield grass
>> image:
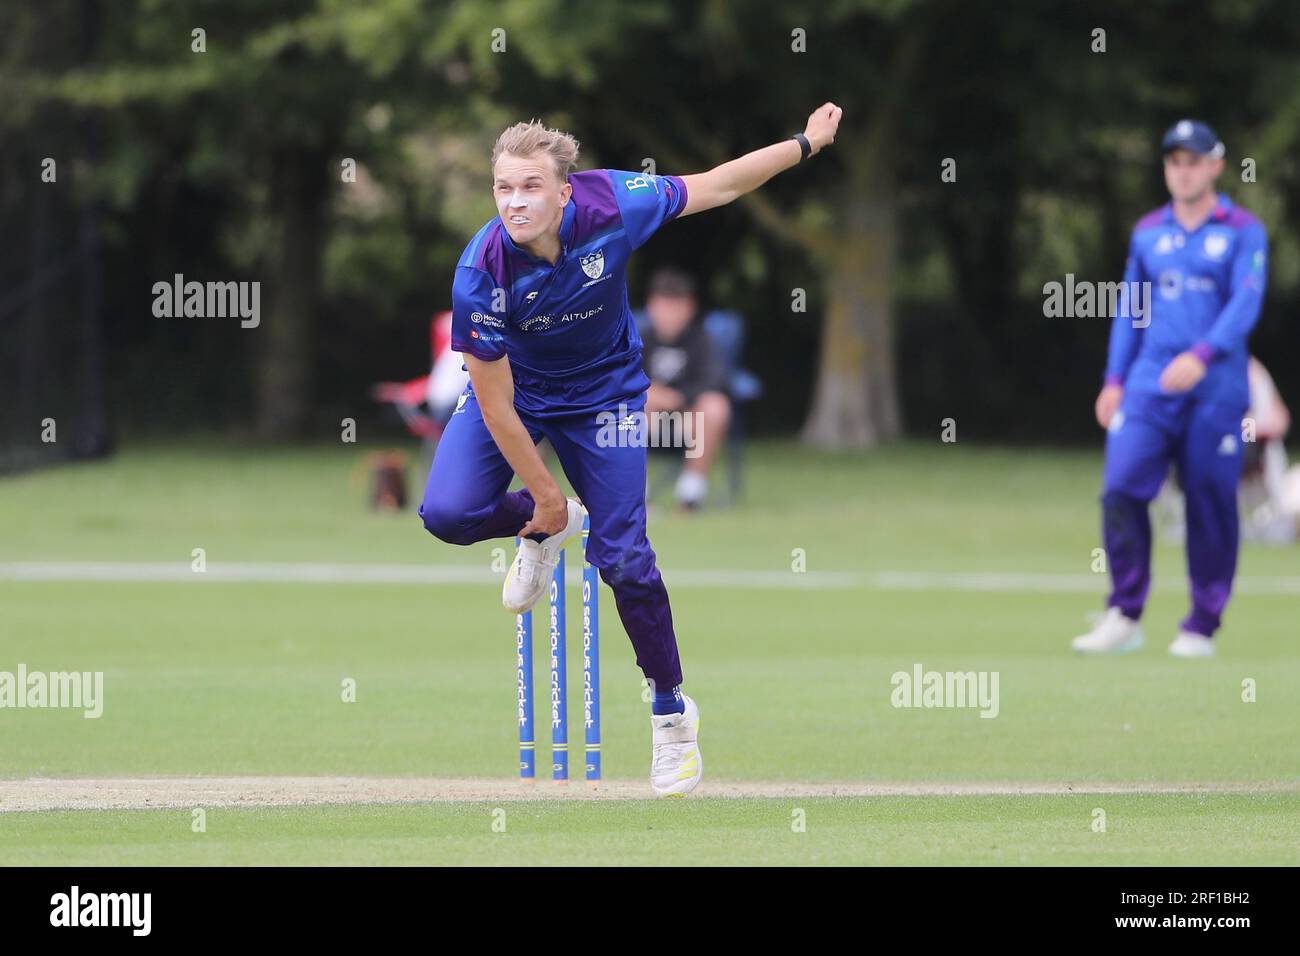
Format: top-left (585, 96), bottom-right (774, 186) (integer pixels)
top-left (1, 439), bottom-right (1297, 865)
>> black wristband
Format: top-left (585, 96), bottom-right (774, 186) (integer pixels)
top-left (792, 133), bottom-right (812, 161)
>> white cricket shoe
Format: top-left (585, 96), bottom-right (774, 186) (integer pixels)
top-left (1168, 631), bottom-right (1216, 658)
top-left (1071, 607), bottom-right (1145, 654)
top-left (674, 470), bottom-right (708, 510)
top-left (502, 498), bottom-right (586, 615)
top-left (650, 694), bottom-right (703, 797)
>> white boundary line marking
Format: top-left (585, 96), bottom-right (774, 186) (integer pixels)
top-left (1, 561), bottom-right (1298, 594)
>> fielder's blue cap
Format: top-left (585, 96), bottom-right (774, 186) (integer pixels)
top-left (1161, 119), bottom-right (1225, 158)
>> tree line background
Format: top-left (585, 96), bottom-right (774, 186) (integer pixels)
top-left (4, 0), bottom-right (1300, 471)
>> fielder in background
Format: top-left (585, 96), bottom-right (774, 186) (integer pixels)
top-left (1074, 119), bottom-right (1269, 658)
top-left (419, 104), bottom-right (842, 794)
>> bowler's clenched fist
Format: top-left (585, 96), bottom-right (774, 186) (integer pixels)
top-left (804, 102), bottom-right (843, 155)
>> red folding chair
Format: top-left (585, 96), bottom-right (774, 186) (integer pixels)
top-left (370, 311), bottom-right (455, 444)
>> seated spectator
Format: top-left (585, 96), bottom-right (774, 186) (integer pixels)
top-left (1155, 355), bottom-right (1295, 544)
top-left (640, 268), bottom-right (732, 510)
top-left (1242, 356), bottom-right (1294, 543)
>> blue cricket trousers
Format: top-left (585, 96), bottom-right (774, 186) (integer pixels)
top-left (418, 387), bottom-right (683, 688)
top-left (1102, 392), bottom-right (1245, 637)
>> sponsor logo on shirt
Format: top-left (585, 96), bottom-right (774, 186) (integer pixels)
top-left (561, 305), bottom-right (604, 323)
top-left (623, 175), bottom-right (659, 193)
top-left (1157, 269), bottom-right (1217, 299)
top-left (518, 304), bottom-right (606, 332)
top-left (471, 310), bottom-right (505, 328)
top-left (1158, 269), bottom-right (1183, 300)
top-left (1218, 434), bottom-right (1238, 456)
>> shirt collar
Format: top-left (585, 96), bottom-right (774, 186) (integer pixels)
top-left (500, 200), bottom-right (576, 265)
top-left (1162, 193), bottom-right (1231, 228)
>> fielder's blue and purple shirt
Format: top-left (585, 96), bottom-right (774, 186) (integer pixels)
top-left (1105, 194), bottom-right (1268, 412)
top-left (450, 169), bottom-right (689, 415)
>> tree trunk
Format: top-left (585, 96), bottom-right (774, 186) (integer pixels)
top-left (18, 164), bottom-right (49, 463)
top-left (75, 0), bottom-right (112, 460)
top-left (75, 146), bottom-right (112, 459)
top-left (800, 152), bottom-right (901, 448)
top-left (255, 144), bottom-right (329, 440)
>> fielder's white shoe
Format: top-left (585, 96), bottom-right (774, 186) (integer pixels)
top-left (1071, 607), bottom-right (1145, 655)
top-left (502, 498), bottom-right (586, 615)
top-left (650, 694), bottom-right (702, 797)
top-left (1168, 631), bottom-right (1216, 658)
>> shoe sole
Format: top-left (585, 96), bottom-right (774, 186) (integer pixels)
top-left (502, 500), bottom-right (587, 614)
top-left (501, 557), bottom-right (551, 615)
top-left (653, 759), bottom-right (702, 798)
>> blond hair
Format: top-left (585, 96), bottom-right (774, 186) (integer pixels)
top-left (491, 119), bottom-right (580, 183)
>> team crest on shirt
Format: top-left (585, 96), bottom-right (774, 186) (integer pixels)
top-left (579, 249), bottom-right (605, 279)
top-left (1203, 233), bottom-right (1229, 261)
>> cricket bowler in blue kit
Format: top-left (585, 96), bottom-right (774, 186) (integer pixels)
top-left (1073, 120), bottom-right (1269, 658)
top-left (420, 104), bottom-right (843, 794)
